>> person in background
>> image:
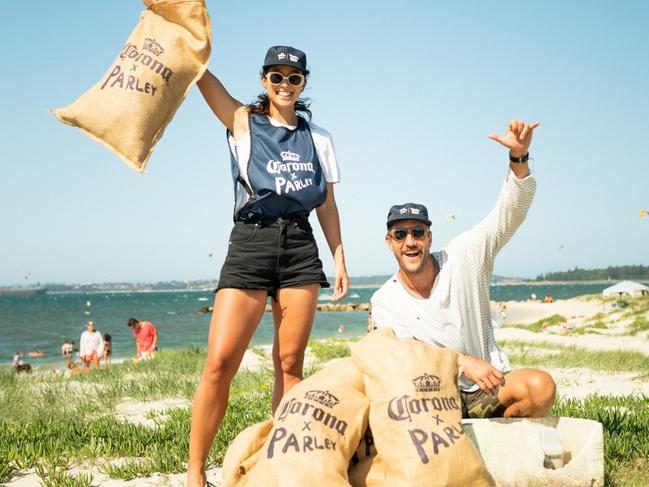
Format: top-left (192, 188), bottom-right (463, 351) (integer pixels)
top-left (79, 320), bottom-right (103, 369)
top-left (127, 318), bottom-right (158, 360)
top-left (103, 334), bottom-right (113, 366)
top-left (499, 302), bottom-right (508, 322)
top-left (61, 340), bottom-right (75, 364)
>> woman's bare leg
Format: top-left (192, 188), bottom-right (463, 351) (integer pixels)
top-left (187, 288), bottom-right (267, 486)
top-left (271, 284), bottom-right (319, 412)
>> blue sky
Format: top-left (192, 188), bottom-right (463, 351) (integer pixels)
top-left (1, 1), bottom-right (648, 285)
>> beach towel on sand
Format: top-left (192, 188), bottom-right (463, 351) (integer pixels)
top-left (52, 0), bottom-right (211, 173)
top-left (222, 358), bottom-right (369, 486)
top-left (349, 328), bottom-right (495, 487)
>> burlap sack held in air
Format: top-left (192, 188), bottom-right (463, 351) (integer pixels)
top-left (231, 358), bottom-right (369, 486)
top-left (350, 328), bottom-right (495, 487)
top-left (52, 0), bottom-right (211, 172)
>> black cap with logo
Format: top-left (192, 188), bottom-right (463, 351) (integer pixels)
top-left (263, 46), bottom-right (309, 74)
top-left (386, 203), bottom-right (432, 228)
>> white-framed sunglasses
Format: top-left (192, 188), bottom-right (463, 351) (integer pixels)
top-left (266, 71), bottom-right (305, 86)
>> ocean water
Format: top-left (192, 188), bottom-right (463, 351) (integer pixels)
top-left (0, 283), bottom-right (611, 367)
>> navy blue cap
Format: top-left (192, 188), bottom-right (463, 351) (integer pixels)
top-left (386, 203), bottom-right (432, 228)
top-left (263, 46), bottom-right (309, 74)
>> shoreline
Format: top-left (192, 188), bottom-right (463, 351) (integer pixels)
top-left (4, 279), bottom-right (649, 295)
top-left (495, 279), bottom-right (649, 286)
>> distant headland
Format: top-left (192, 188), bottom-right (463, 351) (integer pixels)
top-left (1, 265), bottom-right (647, 294)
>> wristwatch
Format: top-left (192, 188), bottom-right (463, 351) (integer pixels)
top-left (509, 152), bottom-right (529, 163)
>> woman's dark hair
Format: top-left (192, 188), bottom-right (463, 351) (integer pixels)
top-left (246, 68), bottom-right (312, 121)
top-left (104, 334), bottom-right (112, 341)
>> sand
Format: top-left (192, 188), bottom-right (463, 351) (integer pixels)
top-left (2, 467), bottom-right (223, 487)
top-left (497, 298), bottom-right (603, 325)
top-left (496, 326), bottom-right (649, 355)
top-left (547, 367), bottom-right (649, 400)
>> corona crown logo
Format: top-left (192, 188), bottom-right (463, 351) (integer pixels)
top-left (305, 390), bottom-right (340, 408)
top-left (280, 150), bottom-right (300, 162)
top-left (412, 373), bottom-right (441, 392)
top-left (143, 38), bottom-right (165, 57)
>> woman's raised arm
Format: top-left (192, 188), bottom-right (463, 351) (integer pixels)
top-left (196, 69), bottom-right (244, 133)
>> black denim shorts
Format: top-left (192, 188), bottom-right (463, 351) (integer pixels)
top-left (217, 217), bottom-right (330, 300)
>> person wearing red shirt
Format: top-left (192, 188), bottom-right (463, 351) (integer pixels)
top-left (127, 318), bottom-right (158, 360)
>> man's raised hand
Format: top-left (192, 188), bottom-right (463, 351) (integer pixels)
top-left (488, 120), bottom-right (540, 157)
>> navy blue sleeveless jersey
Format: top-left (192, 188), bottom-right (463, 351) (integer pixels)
top-left (228, 114), bottom-right (328, 221)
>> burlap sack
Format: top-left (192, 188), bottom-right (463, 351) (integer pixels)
top-left (222, 419), bottom-right (273, 487)
top-left (350, 328), bottom-right (494, 487)
top-left (347, 428), bottom-right (388, 486)
top-left (234, 358), bottom-right (369, 486)
top-left (52, 0), bottom-right (211, 172)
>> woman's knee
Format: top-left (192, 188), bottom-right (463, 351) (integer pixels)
top-left (202, 355), bottom-right (239, 384)
top-left (275, 351), bottom-right (305, 378)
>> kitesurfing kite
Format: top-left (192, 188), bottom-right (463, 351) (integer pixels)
top-left (445, 213), bottom-right (456, 222)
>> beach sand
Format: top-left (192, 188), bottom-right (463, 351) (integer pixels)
top-left (4, 296), bottom-right (647, 486)
top-left (3, 467), bottom-right (223, 487)
top-left (496, 297), bottom-right (602, 324)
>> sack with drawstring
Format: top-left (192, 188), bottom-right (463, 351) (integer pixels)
top-left (222, 420), bottom-right (274, 487)
top-left (52, 0), bottom-right (211, 172)
top-left (228, 358), bottom-right (369, 486)
top-left (349, 328), bottom-right (494, 487)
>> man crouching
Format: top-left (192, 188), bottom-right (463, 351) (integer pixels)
top-left (371, 120), bottom-right (556, 419)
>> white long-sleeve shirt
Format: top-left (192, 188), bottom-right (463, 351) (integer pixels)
top-left (79, 330), bottom-right (104, 358)
top-left (371, 169), bottom-right (537, 391)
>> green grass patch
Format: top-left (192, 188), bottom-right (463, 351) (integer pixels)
top-left (251, 346), bottom-right (268, 358)
top-left (587, 312), bottom-right (609, 322)
top-left (552, 395), bottom-right (649, 486)
top-left (0, 348), bottom-right (273, 482)
top-left (628, 315), bottom-right (649, 335)
top-left (567, 320), bottom-right (609, 336)
top-left (607, 457), bottom-right (649, 487)
top-left (2, 343), bottom-right (649, 485)
top-left (501, 340), bottom-right (649, 374)
top-left (35, 460), bottom-right (93, 487)
top-left (507, 314), bottom-right (567, 332)
top-left (307, 338), bottom-right (354, 362)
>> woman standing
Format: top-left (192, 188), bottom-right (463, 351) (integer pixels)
top-left (187, 46), bottom-right (349, 485)
top-left (79, 320), bottom-right (103, 369)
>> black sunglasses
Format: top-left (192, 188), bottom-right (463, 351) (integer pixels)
top-left (389, 227), bottom-right (428, 241)
top-left (266, 72), bottom-right (305, 86)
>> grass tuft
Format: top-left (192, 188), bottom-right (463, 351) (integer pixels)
top-left (552, 395), bottom-right (649, 485)
top-left (628, 315), bottom-right (649, 335)
top-left (308, 338), bottom-right (354, 362)
top-left (507, 314), bottom-right (567, 332)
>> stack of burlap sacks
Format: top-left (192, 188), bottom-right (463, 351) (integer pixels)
top-left (223, 328), bottom-right (495, 486)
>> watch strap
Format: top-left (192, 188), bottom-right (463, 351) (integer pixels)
top-left (509, 152), bottom-right (529, 163)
